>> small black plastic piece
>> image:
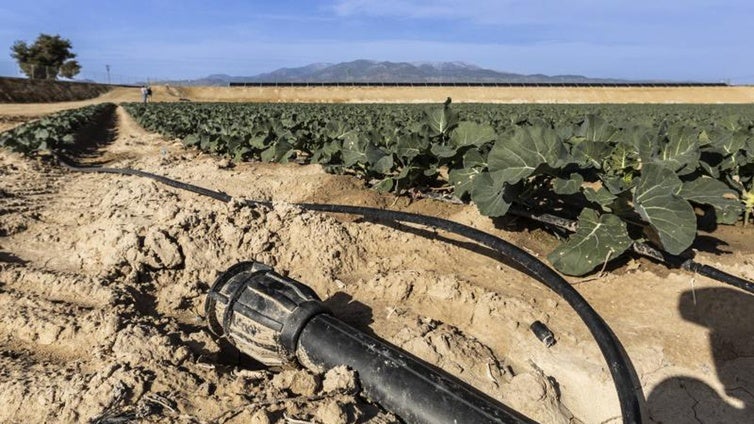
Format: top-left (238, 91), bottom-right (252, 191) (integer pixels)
top-left (530, 321), bottom-right (556, 348)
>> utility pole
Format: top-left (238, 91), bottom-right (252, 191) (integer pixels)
top-left (106, 65), bottom-right (111, 84)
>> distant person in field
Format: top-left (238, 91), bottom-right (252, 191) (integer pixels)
top-left (141, 85), bottom-right (148, 104)
top-left (147, 86), bottom-right (153, 102)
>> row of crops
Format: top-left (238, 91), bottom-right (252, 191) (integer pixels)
top-left (122, 101), bottom-right (754, 276)
top-left (1, 100), bottom-right (751, 276)
top-left (0, 103), bottom-right (115, 155)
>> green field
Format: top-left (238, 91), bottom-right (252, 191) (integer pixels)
top-left (5, 101), bottom-right (754, 276)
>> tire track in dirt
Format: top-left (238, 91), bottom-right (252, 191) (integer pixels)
top-left (0, 153), bottom-right (67, 237)
top-left (0, 266), bottom-right (119, 357)
top-left (0, 266), bottom-right (115, 306)
top-left (0, 286), bottom-right (118, 358)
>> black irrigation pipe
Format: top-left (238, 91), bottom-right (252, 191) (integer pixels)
top-left (57, 157), bottom-right (645, 423)
top-left (507, 208), bottom-right (754, 295)
top-left (680, 260), bottom-right (754, 294)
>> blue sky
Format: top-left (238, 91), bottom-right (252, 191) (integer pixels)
top-left (1, 0), bottom-right (753, 83)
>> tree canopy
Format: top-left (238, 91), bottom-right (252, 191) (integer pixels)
top-left (10, 33), bottom-right (81, 80)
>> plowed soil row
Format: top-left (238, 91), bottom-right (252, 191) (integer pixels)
top-left (1, 104), bottom-right (753, 423)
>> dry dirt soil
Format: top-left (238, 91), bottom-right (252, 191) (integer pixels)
top-left (176, 86), bottom-right (754, 104)
top-left (1, 92), bottom-right (753, 424)
top-left (5, 84), bottom-right (754, 111)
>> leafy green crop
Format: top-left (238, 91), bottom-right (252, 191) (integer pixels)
top-left (123, 101), bottom-right (754, 276)
top-left (0, 103), bottom-right (115, 154)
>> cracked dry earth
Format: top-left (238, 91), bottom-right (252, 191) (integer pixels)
top-left (1, 105), bottom-right (753, 423)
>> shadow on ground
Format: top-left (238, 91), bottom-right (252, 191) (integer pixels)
top-left (648, 287), bottom-right (754, 423)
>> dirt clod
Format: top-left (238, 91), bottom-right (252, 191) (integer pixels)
top-left (316, 400), bottom-right (349, 424)
top-left (250, 409), bottom-right (271, 424)
top-left (323, 366), bottom-right (359, 394)
top-left (144, 228), bottom-right (184, 269)
top-left (272, 369), bottom-right (320, 396)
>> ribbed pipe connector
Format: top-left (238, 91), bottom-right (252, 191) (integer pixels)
top-left (205, 261), bottom-right (327, 367)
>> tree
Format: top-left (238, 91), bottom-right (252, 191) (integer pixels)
top-left (10, 34), bottom-right (81, 80)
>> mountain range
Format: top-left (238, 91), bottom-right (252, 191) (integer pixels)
top-left (169, 60), bottom-right (632, 86)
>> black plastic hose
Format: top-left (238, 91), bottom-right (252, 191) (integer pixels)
top-left (206, 261), bottom-right (536, 423)
top-left (61, 157), bottom-right (754, 297)
top-left (508, 207), bottom-right (754, 296)
top-left (681, 260), bottom-right (754, 293)
top-left (56, 158), bottom-right (646, 423)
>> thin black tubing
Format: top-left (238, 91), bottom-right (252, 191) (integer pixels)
top-left (682, 260), bottom-right (754, 293)
top-left (57, 162), bottom-right (234, 202)
top-left (506, 207), bottom-right (754, 296)
top-left (57, 158), bottom-right (645, 423)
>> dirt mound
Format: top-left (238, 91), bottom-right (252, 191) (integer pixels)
top-left (0, 86), bottom-right (181, 118)
top-left (1, 106), bottom-right (753, 423)
top-left (0, 77), bottom-right (116, 103)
